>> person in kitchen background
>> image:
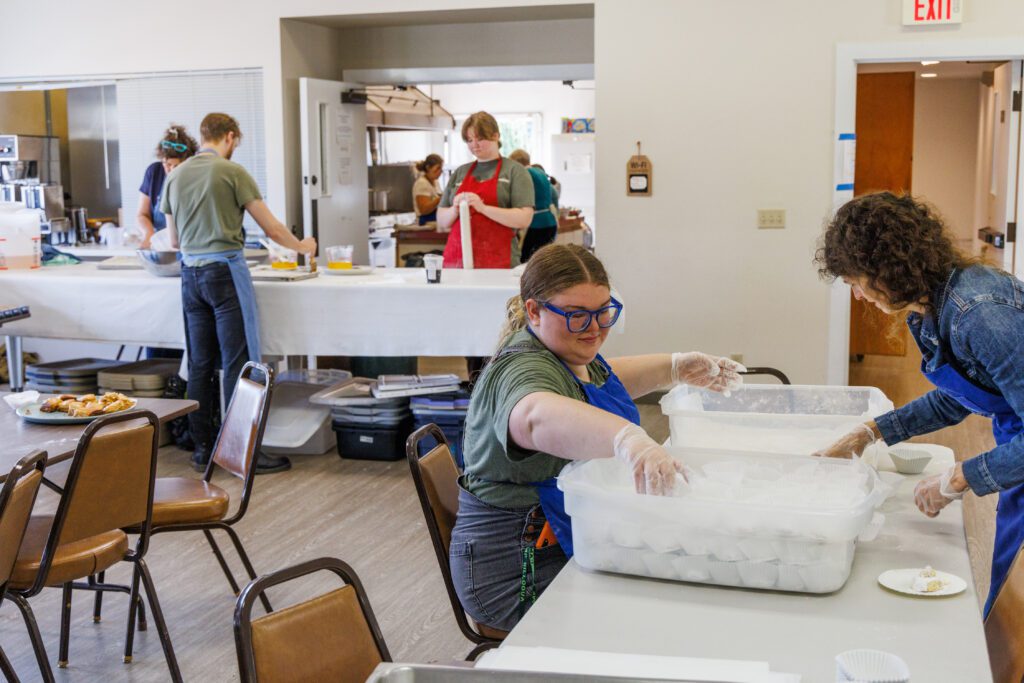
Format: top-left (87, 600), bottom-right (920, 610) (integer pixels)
top-left (162, 112), bottom-right (316, 474)
top-left (138, 125), bottom-right (198, 360)
top-left (437, 111), bottom-right (535, 268)
top-left (509, 149), bottom-right (558, 262)
top-left (813, 191), bottom-right (1024, 618)
top-left (450, 243), bottom-right (745, 631)
top-left (137, 124), bottom-right (198, 249)
top-left (413, 153), bottom-right (444, 226)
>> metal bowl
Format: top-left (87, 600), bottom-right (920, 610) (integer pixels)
top-left (136, 249), bottom-right (182, 277)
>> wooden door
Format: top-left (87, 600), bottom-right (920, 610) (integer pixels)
top-left (850, 72), bottom-right (915, 357)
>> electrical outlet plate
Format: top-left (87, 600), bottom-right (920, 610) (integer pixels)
top-left (757, 209), bottom-right (785, 229)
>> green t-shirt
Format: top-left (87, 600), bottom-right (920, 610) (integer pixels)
top-left (439, 157), bottom-right (535, 210)
top-left (462, 328), bottom-right (610, 509)
top-left (159, 154), bottom-right (262, 254)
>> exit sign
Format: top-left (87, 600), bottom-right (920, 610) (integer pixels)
top-left (903, 0), bottom-right (963, 25)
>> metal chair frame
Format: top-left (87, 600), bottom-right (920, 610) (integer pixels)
top-left (738, 366), bottom-right (792, 385)
top-left (233, 557), bottom-right (391, 683)
top-left (405, 423), bottom-right (502, 661)
top-left (0, 450), bottom-right (47, 683)
top-left (12, 410), bottom-right (181, 681)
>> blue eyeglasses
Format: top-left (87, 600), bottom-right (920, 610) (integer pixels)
top-left (540, 296), bottom-right (623, 333)
top-left (161, 140), bottom-right (188, 153)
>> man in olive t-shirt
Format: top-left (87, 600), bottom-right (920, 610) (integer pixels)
top-left (162, 112), bottom-right (314, 474)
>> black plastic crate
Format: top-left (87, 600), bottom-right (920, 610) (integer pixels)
top-left (333, 418), bottom-right (413, 461)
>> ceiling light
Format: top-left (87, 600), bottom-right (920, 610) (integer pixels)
top-left (921, 60), bottom-right (940, 66)
top-left (921, 73), bottom-right (938, 78)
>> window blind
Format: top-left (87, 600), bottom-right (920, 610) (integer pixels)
top-left (116, 69), bottom-right (266, 236)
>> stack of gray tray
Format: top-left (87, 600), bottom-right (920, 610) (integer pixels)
top-left (98, 359), bottom-right (182, 398)
top-left (25, 358), bottom-right (126, 394)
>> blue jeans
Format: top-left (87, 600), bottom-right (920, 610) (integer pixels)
top-left (181, 263), bottom-right (248, 450)
top-left (450, 487), bottom-right (567, 631)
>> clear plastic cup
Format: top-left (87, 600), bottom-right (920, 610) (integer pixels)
top-left (423, 253), bottom-right (444, 283)
top-left (270, 248), bottom-right (298, 270)
top-left (326, 245), bottom-right (354, 270)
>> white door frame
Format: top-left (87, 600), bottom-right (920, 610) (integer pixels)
top-left (827, 38), bottom-right (1024, 386)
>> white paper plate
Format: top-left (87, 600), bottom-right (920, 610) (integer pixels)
top-left (16, 399), bottom-right (138, 425)
top-left (878, 568), bottom-right (966, 597)
top-left (321, 265), bottom-right (375, 276)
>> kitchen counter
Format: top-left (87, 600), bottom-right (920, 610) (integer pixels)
top-left (60, 244), bottom-right (268, 261)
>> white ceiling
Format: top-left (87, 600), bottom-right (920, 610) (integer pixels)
top-left (858, 60), bottom-right (1006, 80)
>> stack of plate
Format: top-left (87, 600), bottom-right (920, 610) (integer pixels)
top-left (98, 359), bottom-right (182, 398)
top-left (25, 358), bottom-right (126, 394)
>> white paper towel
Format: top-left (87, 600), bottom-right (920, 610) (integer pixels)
top-left (459, 200), bottom-right (474, 269)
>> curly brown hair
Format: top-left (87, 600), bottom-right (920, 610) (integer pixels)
top-left (155, 124), bottom-right (198, 160)
top-left (815, 192), bottom-right (978, 312)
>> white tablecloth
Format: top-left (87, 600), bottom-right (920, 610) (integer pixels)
top-left (504, 444), bottom-right (993, 682)
top-left (0, 264), bottom-right (520, 356)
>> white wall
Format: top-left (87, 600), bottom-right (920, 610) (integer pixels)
top-left (912, 77), bottom-right (981, 252)
top-left (425, 80), bottom-right (595, 171)
top-left (3, 1), bottom-right (1024, 382)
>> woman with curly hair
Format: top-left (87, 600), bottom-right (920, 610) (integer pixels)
top-left (815, 191), bottom-right (1024, 617)
top-left (137, 124), bottom-right (198, 248)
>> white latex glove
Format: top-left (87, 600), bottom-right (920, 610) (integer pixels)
top-left (671, 352), bottom-right (746, 394)
top-left (813, 423), bottom-right (877, 459)
top-left (914, 466), bottom-right (965, 518)
top-left (613, 424), bottom-right (685, 496)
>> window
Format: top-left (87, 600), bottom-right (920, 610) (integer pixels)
top-left (116, 69), bottom-right (266, 236)
top-left (448, 112), bottom-right (543, 168)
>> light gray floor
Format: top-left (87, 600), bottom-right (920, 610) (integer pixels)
top-left (1, 406), bottom-right (668, 682)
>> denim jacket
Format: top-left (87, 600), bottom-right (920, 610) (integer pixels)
top-left (874, 265), bottom-right (1024, 496)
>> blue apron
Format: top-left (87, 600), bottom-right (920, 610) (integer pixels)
top-left (917, 342), bottom-right (1024, 618)
top-left (181, 249), bottom-right (262, 362)
top-left (533, 353), bottom-right (642, 558)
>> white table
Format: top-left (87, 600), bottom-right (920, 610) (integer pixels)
top-left (505, 445), bottom-right (993, 682)
top-left (1, 264), bottom-right (520, 387)
top-left (60, 245), bottom-right (269, 261)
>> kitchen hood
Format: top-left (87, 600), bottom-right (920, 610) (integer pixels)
top-left (345, 85), bottom-right (455, 132)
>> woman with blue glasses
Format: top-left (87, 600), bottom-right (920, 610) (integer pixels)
top-left (450, 243), bottom-right (745, 631)
top-left (136, 125), bottom-right (197, 248)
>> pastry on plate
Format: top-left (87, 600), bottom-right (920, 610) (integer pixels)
top-left (912, 566), bottom-right (947, 593)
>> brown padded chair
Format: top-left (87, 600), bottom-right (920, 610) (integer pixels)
top-left (234, 557), bottom-right (391, 683)
top-left (405, 423), bottom-right (506, 660)
top-left (8, 411), bottom-right (181, 682)
top-left (985, 545), bottom-right (1024, 682)
top-left (132, 362), bottom-right (275, 620)
top-left (0, 450), bottom-right (47, 683)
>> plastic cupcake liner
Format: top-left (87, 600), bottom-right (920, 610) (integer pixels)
top-left (671, 555), bottom-right (711, 582)
top-left (798, 561), bottom-right (850, 593)
top-left (705, 559), bottom-right (742, 586)
top-left (641, 552), bottom-right (678, 580)
top-left (642, 526), bottom-right (682, 553)
top-left (776, 564), bottom-right (805, 592)
top-left (737, 561), bottom-right (779, 589)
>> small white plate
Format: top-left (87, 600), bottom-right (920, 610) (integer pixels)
top-left (878, 568), bottom-right (966, 597)
top-left (321, 265), bottom-right (375, 276)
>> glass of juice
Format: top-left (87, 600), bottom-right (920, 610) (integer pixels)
top-left (270, 248), bottom-right (298, 270)
top-left (326, 245), bottom-right (354, 270)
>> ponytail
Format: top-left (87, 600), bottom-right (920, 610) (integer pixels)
top-left (416, 153), bottom-right (444, 174)
top-left (496, 294), bottom-right (528, 350)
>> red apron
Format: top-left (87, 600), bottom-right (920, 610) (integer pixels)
top-left (442, 158), bottom-right (515, 268)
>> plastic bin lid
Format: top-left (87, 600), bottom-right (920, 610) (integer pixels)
top-left (660, 383), bottom-right (894, 418)
top-left (276, 368), bottom-right (353, 387)
top-left (26, 358), bottom-right (126, 379)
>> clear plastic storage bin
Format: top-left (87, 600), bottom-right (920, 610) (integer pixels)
top-left (660, 384), bottom-right (894, 454)
top-left (559, 447), bottom-right (888, 593)
top-left (262, 369), bottom-right (352, 455)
